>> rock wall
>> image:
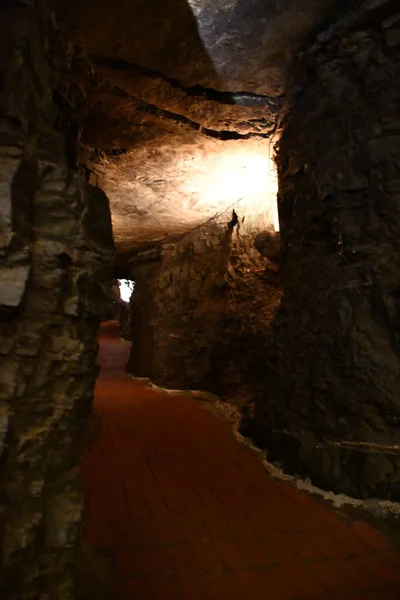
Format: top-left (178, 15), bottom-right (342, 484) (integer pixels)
top-left (127, 208), bottom-right (281, 400)
top-left (217, 233), bottom-right (281, 404)
top-left (241, 0), bottom-right (400, 500)
top-left (0, 2), bottom-right (114, 598)
top-left (127, 259), bottom-right (161, 376)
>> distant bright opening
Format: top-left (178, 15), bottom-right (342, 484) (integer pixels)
top-left (118, 279), bottom-right (135, 303)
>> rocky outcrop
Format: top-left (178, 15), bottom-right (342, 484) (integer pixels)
top-left (0, 2), bottom-right (114, 598)
top-left (254, 230), bottom-right (283, 263)
top-left (127, 207), bottom-right (281, 400)
top-left (241, 0), bottom-right (400, 501)
top-left (49, 0), bottom-right (337, 260)
top-left (217, 231), bottom-right (281, 404)
top-left (53, 0), bottom-right (336, 95)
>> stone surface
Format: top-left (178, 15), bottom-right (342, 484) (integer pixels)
top-left (254, 230), bottom-right (283, 263)
top-left (241, 0), bottom-right (400, 501)
top-left (1, 12), bottom-right (399, 600)
top-left (49, 0), bottom-right (337, 259)
top-left (0, 264), bottom-right (30, 310)
top-left (0, 2), bottom-right (114, 598)
top-left (53, 0), bottom-right (336, 94)
top-left (84, 139), bottom-right (280, 262)
top-left (127, 205), bottom-right (281, 400)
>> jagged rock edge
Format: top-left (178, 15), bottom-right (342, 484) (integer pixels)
top-left (91, 55), bottom-right (283, 108)
top-left (128, 376), bottom-right (400, 518)
top-left (96, 81), bottom-right (274, 141)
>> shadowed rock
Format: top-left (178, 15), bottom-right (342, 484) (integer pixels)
top-left (254, 230), bottom-right (282, 263)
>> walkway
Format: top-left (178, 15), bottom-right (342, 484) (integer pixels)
top-left (81, 322), bottom-right (400, 599)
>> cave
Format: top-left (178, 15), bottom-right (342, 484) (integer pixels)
top-left (1, 0), bottom-right (400, 598)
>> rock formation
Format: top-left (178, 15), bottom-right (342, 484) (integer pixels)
top-left (241, 0), bottom-right (400, 501)
top-left (0, 2), bottom-right (114, 598)
top-left (127, 207), bottom-right (281, 402)
top-left (1, 0), bottom-right (400, 597)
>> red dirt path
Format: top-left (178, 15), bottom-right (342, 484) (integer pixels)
top-left (81, 322), bottom-right (400, 599)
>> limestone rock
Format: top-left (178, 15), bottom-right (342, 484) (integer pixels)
top-left (127, 209), bottom-right (282, 400)
top-left (0, 264), bottom-right (30, 309)
top-left (0, 2), bottom-right (114, 598)
top-left (246, 0), bottom-right (400, 501)
top-left (51, 0), bottom-right (336, 260)
top-left (254, 230), bottom-right (282, 263)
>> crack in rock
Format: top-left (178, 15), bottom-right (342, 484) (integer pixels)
top-left (91, 55), bottom-right (283, 109)
top-left (98, 81), bottom-right (274, 141)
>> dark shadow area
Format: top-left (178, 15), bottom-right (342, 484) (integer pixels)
top-left (51, 0), bottom-right (221, 88)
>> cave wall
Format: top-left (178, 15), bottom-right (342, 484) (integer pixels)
top-left (127, 260), bottom-right (162, 377)
top-left (218, 230), bottom-right (281, 403)
top-left (151, 217), bottom-right (233, 391)
top-left (0, 2), bottom-right (114, 597)
top-left (242, 0), bottom-right (400, 500)
top-left (127, 210), bottom-right (281, 400)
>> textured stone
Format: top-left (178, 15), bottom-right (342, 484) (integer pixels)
top-left (54, 0), bottom-right (337, 94)
top-left (2, 8), bottom-right (400, 600)
top-left (0, 148), bottom-right (22, 249)
top-left (127, 208), bottom-right (281, 401)
top-left (254, 230), bottom-right (282, 263)
top-left (242, 0), bottom-right (400, 501)
top-left (0, 264), bottom-right (30, 308)
top-left (0, 2), bottom-right (114, 598)
top-left (50, 0), bottom-right (337, 260)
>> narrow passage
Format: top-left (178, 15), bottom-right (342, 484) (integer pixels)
top-left (81, 322), bottom-right (400, 599)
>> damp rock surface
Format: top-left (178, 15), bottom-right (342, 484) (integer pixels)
top-left (126, 206), bottom-right (281, 401)
top-left (51, 0), bottom-right (337, 258)
top-left (245, 0), bottom-right (400, 501)
top-left (0, 1), bottom-right (114, 598)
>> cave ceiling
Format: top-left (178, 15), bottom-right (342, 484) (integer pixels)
top-left (53, 0), bottom-right (335, 261)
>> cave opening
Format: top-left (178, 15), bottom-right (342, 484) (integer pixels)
top-left (1, 0), bottom-right (400, 598)
top-left (118, 279), bottom-right (135, 304)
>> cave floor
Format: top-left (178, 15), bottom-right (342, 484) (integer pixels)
top-left (81, 322), bottom-right (400, 599)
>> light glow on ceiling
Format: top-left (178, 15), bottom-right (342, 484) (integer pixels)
top-left (202, 153), bottom-right (269, 202)
top-left (106, 141), bottom-right (280, 249)
top-left (181, 146), bottom-right (280, 232)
